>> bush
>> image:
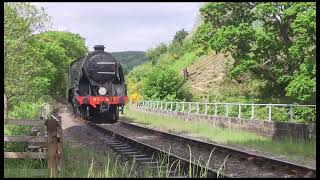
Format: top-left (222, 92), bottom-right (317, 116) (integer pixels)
top-left (141, 67), bottom-right (189, 101)
top-left (5, 101), bottom-right (46, 152)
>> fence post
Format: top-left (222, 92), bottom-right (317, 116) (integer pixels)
top-left (182, 102), bottom-right (184, 112)
top-left (56, 116), bottom-right (64, 170)
top-left (289, 105), bottom-right (294, 122)
top-left (170, 102), bottom-right (173, 111)
top-left (160, 101), bottom-right (163, 110)
top-left (225, 104), bottom-right (229, 117)
top-left (205, 103), bottom-right (208, 115)
top-left (268, 104), bottom-right (272, 122)
top-left (175, 102), bottom-right (178, 112)
top-left (215, 104), bottom-right (217, 116)
top-left (196, 102), bottom-right (199, 114)
top-left (238, 104), bottom-right (241, 118)
top-left (47, 118), bottom-right (58, 177)
top-left (251, 105), bottom-right (254, 119)
top-left (188, 102), bottom-right (191, 113)
top-left (165, 102), bottom-right (168, 111)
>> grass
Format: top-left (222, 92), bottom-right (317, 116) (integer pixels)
top-left (5, 140), bottom-right (220, 178)
top-left (4, 140), bottom-right (140, 178)
top-left (123, 108), bottom-right (316, 162)
top-left (4, 141), bottom-right (219, 178)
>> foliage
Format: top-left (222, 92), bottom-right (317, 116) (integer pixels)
top-left (172, 28), bottom-right (189, 45)
top-left (140, 67), bottom-right (189, 101)
top-left (127, 28), bottom-right (195, 102)
top-left (7, 101), bottom-right (45, 119)
top-left (4, 2), bottom-right (52, 110)
top-left (32, 31), bottom-right (88, 98)
top-left (127, 79), bottom-right (141, 102)
top-left (4, 2), bottom-right (51, 55)
top-left (193, 2), bottom-right (316, 104)
top-left (111, 51), bottom-right (148, 74)
top-left (145, 43), bottom-right (167, 64)
top-left (4, 2), bottom-right (88, 112)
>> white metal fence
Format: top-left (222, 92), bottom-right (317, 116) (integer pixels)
top-left (134, 101), bottom-right (316, 124)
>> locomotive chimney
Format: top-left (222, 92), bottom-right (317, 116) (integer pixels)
top-left (94, 45), bottom-right (105, 51)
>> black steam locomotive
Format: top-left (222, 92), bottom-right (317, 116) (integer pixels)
top-left (68, 45), bottom-right (128, 123)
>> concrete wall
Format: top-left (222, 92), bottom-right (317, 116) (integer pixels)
top-left (133, 107), bottom-right (316, 142)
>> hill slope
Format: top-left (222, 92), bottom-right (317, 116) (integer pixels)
top-left (111, 51), bottom-right (148, 74)
top-left (187, 53), bottom-right (233, 94)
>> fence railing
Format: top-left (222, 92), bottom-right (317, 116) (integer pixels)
top-left (4, 114), bottom-right (63, 177)
top-left (134, 100), bottom-right (316, 124)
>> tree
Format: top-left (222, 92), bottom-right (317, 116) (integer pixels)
top-left (4, 3), bottom-right (88, 110)
top-left (173, 29), bottom-right (189, 45)
top-left (145, 43), bottom-right (167, 64)
top-left (4, 2), bottom-right (51, 60)
top-left (193, 2), bottom-right (316, 103)
top-left (4, 2), bottom-right (52, 109)
top-left (32, 31), bottom-right (88, 98)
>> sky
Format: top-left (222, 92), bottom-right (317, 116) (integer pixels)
top-left (31, 2), bottom-right (202, 52)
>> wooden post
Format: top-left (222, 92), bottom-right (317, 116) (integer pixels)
top-left (268, 105), bottom-right (272, 122)
top-left (47, 118), bottom-right (58, 177)
top-left (57, 116), bottom-right (64, 169)
top-left (251, 105), bottom-right (255, 119)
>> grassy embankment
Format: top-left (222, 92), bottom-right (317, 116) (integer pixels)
top-left (123, 108), bottom-right (316, 162)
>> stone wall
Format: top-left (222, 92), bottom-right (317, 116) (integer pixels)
top-left (133, 107), bottom-right (316, 142)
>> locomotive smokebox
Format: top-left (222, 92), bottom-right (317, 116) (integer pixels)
top-left (94, 45), bottom-right (105, 51)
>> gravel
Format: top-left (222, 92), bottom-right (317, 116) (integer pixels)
top-left (58, 106), bottom-right (139, 176)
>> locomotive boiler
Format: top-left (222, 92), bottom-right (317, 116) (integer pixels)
top-left (68, 45), bottom-right (128, 123)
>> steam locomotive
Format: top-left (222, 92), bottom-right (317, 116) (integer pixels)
top-left (68, 45), bottom-right (128, 123)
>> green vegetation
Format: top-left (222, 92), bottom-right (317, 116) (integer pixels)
top-left (4, 3), bottom-right (88, 177)
top-left (4, 141), bottom-right (134, 178)
top-left (195, 2), bottom-right (316, 104)
top-left (5, 140), bottom-right (215, 178)
top-left (127, 2), bottom-right (316, 124)
top-left (111, 51), bottom-right (148, 74)
top-left (127, 2), bottom-right (316, 108)
top-left (123, 109), bottom-right (316, 162)
top-left (4, 2), bottom-right (88, 119)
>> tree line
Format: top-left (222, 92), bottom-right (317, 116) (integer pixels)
top-left (4, 2), bottom-right (88, 118)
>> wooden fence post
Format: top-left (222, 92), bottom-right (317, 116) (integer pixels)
top-left (57, 115), bottom-right (64, 169)
top-left (47, 118), bottom-right (58, 177)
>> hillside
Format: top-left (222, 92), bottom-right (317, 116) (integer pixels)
top-left (187, 53), bottom-right (233, 96)
top-left (111, 51), bottom-right (148, 74)
top-left (185, 52), bottom-right (264, 102)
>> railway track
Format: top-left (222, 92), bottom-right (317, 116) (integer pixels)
top-left (74, 118), bottom-right (223, 177)
top-left (71, 112), bottom-right (316, 178)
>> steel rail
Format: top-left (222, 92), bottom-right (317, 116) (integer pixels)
top-left (117, 120), bottom-right (316, 178)
top-left (86, 120), bottom-right (225, 178)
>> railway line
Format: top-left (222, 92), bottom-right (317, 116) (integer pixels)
top-left (70, 109), bottom-right (316, 178)
top-left (72, 116), bottom-right (222, 177)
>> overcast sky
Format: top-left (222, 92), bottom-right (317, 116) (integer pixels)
top-left (31, 2), bottom-right (201, 52)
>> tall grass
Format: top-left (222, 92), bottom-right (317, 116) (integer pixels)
top-left (5, 140), bottom-right (224, 178)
